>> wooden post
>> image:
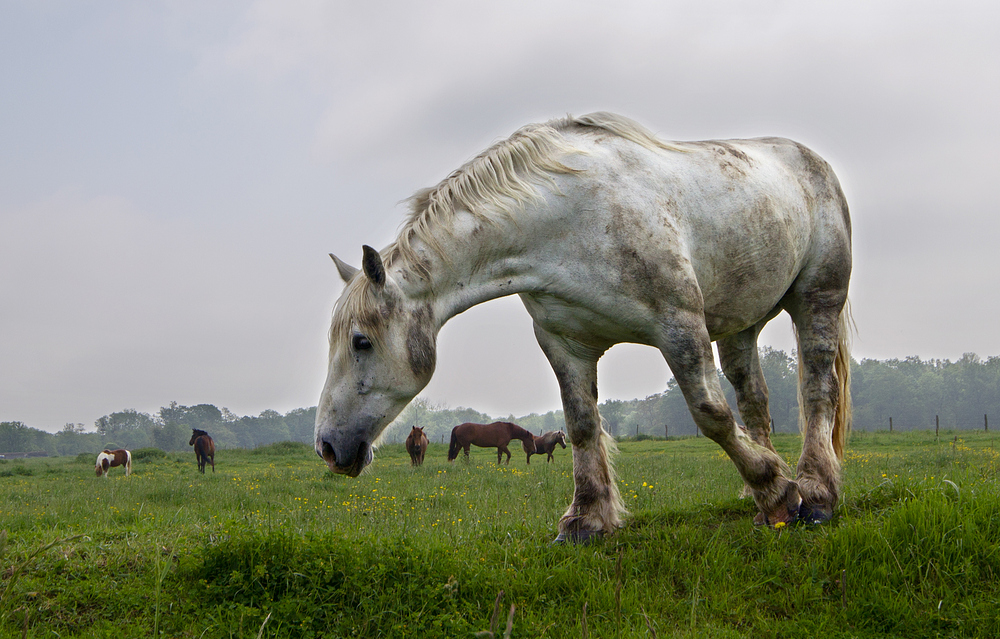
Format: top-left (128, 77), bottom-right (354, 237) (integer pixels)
top-left (636, 424), bottom-right (639, 438)
top-left (986, 414), bottom-right (989, 432)
top-left (936, 415), bottom-right (939, 437)
top-left (889, 417), bottom-right (892, 432)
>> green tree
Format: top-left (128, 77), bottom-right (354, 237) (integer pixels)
top-left (0, 421), bottom-right (32, 453)
top-left (95, 409), bottom-right (154, 449)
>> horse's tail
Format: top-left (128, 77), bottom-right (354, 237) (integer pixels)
top-left (797, 302), bottom-right (853, 460)
top-left (447, 430), bottom-right (460, 461)
top-left (831, 303), bottom-right (853, 459)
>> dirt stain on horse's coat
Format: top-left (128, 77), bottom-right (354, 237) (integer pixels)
top-left (407, 304), bottom-right (436, 378)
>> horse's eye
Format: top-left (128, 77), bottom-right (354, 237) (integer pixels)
top-left (352, 334), bottom-right (372, 351)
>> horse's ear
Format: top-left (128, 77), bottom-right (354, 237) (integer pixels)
top-left (329, 253), bottom-right (359, 283)
top-left (361, 245), bottom-right (386, 287)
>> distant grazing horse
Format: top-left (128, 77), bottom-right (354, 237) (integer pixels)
top-left (524, 431), bottom-right (567, 464)
top-left (189, 429), bottom-right (215, 473)
top-left (447, 422), bottom-right (535, 465)
top-left (95, 449), bottom-right (131, 477)
top-left (316, 112), bottom-right (851, 543)
top-left (405, 426), bottom-right (429, 466)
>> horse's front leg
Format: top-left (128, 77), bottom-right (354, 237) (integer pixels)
top-left (533, 324), bottom-right (625, 543)
top-left (718, 325), bottom-right (778, 506)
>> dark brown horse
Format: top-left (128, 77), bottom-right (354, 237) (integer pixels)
top-left (95, 449), bottom-right (131, 477)
top-left (448, 421), bottom-right (534, 464)
top-left (405, 426), bottom-right (429, 466)
top-left (523, 430), bottom-right (566, 464)
top-left (189, 429), bottom-right (215, 473)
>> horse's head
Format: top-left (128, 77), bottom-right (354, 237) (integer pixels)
top-left (95, 452), bottom-right (110, 476)
top-left (188, 429), bottom-right (208, 446)
top-left (317, 246), bottom-right (437, 477)
top-left (556, 431), bottom-right (567, 448)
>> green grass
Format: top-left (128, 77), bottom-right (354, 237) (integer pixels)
top-left (1, 431), bottom-right (999, 637)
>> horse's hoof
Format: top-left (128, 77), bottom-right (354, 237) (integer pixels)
top-left (756, 483), bottom-right (801, 528)
top-left (797, 503), bottom-right (833, 525)
top-left (552, 529), bottom-right (604, 545)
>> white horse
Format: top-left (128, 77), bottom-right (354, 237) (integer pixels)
top-left (316, 112), bottom-right (851, 542)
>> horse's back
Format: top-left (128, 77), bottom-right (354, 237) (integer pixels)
top-left (531, 130), bottom-right (850, 341)
top-left (453, 422), bottom-right (518, 446)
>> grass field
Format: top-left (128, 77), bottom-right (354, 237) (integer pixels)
top-left (2, 430), bottom-right (1000, 638)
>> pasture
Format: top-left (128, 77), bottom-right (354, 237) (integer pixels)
top-left (2, 432), bottom-right (1000, 638)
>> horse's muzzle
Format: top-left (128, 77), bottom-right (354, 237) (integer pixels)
top-left (320, 439), bottom-right (372, 478)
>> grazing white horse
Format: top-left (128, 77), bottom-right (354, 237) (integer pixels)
top-left (316, 112), bottom-right (851, 542)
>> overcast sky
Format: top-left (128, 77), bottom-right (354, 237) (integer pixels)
top-left (2, 1), bottom-right (998, 432)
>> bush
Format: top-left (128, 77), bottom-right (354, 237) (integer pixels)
top-left (250, 441), bottom-right (312, 456)
top-left (75, 452), bottom-right (96, 464)
top-left (0, 464), bottom-right (32, 478)
top-left (131, 447), bottom-right (167, 461)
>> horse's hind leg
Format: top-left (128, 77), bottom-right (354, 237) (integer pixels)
top-left (786, 296), bottom-right (849, 523)
top-left (660, 311), bottom-right (799, 525)
top-left (533, 325), bottom-right (625, 542)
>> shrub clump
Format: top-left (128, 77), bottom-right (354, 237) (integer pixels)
top-left (131, 447), bottom-right (167, 461)
top-left (250, 441), bottom-right (311, 456)
top-left (0, 464), bottom-right (33, 478)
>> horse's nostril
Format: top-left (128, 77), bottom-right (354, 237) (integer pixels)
top-left (321, 440), bottom-right (336, 463)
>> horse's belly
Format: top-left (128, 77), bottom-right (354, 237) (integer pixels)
top-left (521, 291), bottom-right (658, 349)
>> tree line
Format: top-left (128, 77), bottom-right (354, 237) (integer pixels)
top-left (0, 402), bottom-right (316, 457)
top-left (2, 350), bottom-right (999, 456)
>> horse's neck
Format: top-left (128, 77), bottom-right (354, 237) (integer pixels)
top-left (393, 204), bottom-right (556, 325)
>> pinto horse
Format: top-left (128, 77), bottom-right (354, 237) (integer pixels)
top-left (95, 449), bottom-right (131, 477)
top-left (447, 422), bottom-right (535, 465)
top-left (189, 429), bottom-right (215, 473)
top-left (316, 112), bottom-right (851, 543)
top-left (405, 426), bottom-right (429, 466)
top-left (524, 431), bottom-right (566, 464)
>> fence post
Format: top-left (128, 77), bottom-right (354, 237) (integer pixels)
top-left (986, 414), bottom-right (989, 432)
top-left (936, 415), bottom-right (939, 437)
top-left (889, 417), bottom-right (892, 433)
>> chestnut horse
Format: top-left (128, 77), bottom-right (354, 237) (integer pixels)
top-left (448, 422), bottom-right (535, 465)
top-left (524, 431), bottom-right (567, 464)
top-left (317, 112), bottom-right (851, 543)
top-left (405, 426), bottom-right (429, 466)
top-left (95, 449), bottom-right (131, 477)
top-left (189, 429), bottom-right (215, 473)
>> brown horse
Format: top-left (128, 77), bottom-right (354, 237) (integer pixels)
top-left (95, 449), bottom-right (131, 477)
top-left (189, 429), bottom-right (215, 473)
top-left (448, 421), bottom-right (534, 464)
top-left (523, 430), bottom-right (566, 464)
top-left (405, 426), bottom-right (429, 466)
